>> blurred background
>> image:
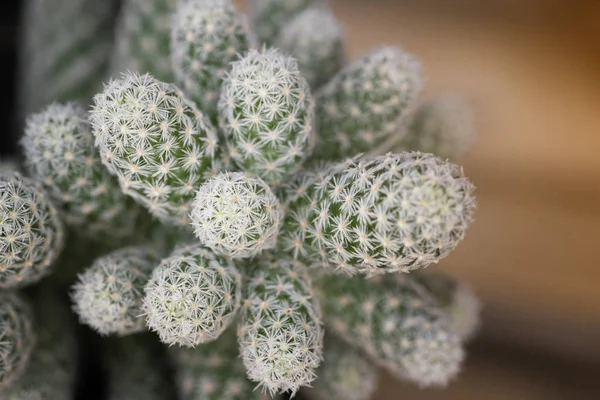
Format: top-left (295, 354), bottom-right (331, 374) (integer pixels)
top-left (2, 0), bottom-right (600, 398)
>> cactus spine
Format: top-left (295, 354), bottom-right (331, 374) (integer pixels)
top-left (218, 47), bottom-right (315, 187)
top-left (0, 172), bottom-right (64, 288)
top-left (238, 254), bottom-right (324, 396)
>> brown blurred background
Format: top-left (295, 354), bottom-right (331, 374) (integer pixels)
top-left (238, 0), bottom-right (600, 398)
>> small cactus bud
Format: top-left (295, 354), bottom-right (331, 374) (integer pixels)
top-left (315, 271), bottom-right (464, 387)
top-left (280, 152), bottom-right (476, 275)
top-left (171, 0), bottom-right (253, 124)
top-left (190, 172), bottom-right (283, 258)
top-left (22, 102), bottom-right (143, 242)
top-left (218, 47), bottom-right (315, 187)
top-left (90, 71), bottom-right (222, 226)
top-left (143, 244), bottom-right (242, 346)
top-left (276, 6), bottom-right (345, 90)
top-left (71, 246), bottom-right (161, 336)
top-left (312, 46), bottom-right (422, 162)
top-left (238, 253), bottom-right (323, 396)
top-left (0, 172), bottom-right (64, 288)
top-left (0, 292), bottom-right (36, 390)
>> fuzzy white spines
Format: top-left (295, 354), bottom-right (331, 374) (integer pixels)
top-left (218, 47), bottom-right (315, 187)
top-left (280, 152), bottom-right (477, 275)
top-left (90, 71), bottom-right (221, 226)
top-left (22, 102), bottom-right (142, 241)
top-left (143, 243), bottom-right (242, 346)
top-left (238, 254), bottom-right (324, 396)
top-left (71, 246), bottom-right (161, 336)
top-left (0, 172), bottom-right (64, 288)
top-left (276, 6), bottom-right (345, 89)
top-left (171, 0), bottom-right (253, 123)
top-left (312, 46), bottom-right (422, 162)
top-left (190, 172), bottom-right (283, 258)
top-left (0, 292), bottom-right (36, 390)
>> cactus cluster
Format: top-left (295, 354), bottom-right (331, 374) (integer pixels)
top-left (6, 1), bottom-right (480, 399)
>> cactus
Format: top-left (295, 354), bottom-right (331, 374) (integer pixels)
top-left (17, 0), bottom-right (117, 116)
top-left (280, 152), bottom-right (477, 275)
top-left (0, 292), bottom-right (36, 390)
top-left (190, 171), bottom-right (283, 258)
top-left (311, 46), bottom-right (422, 162)
top-left (143, 243), bottom-right (242, 346)
top-left (413, 272), bottom-right (481, 342)
top-left (22, 102), bottom-right (143, 241)
top-left (304, 336), bottom-right (378, 400)
top-left (0, 172), bottom-right (64, 288)
top-left (315, 271), bottom-right (463, 387)
top-left (275, 6), bottom-right (345, 90)
top-left (71, 246), bottom-right (161, 336)
top-left (238, 253), bottom-right (323, 396)
top-left (173, 328), bottom-right (267, 400)
top-left (218, 48), bottom-right (315, 187)
top-left (112, 0), bottom-right (177, 81)
top-left (0, 159), bottom-right (17, 173)
top-left (171, 0), bottom-right (253, 124)
top-left (249, 0), bottom-right (328, 46)
top-left (90, 71), bottom-right (222, 226)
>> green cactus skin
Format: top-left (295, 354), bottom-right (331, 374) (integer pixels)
top-left (275, 6), bottom-right (345, 90)
top-left (304, 336), bottom-right (378, 400)
top-left (218, 48), bottom-right (315, 187)
top-left (22, 102), bottom-right (143, 242)
top-left (112, 0), bottom-right (177, 81)
top-left (311, 46), bottom-right (422, 162)
top-left (280, 152), bottom-right (477, 275)
top-left (143, 243), bottom-right (242, 347)
top-left (0, 292), bottom-right (36, 390)
top-left (0, 172), bottom-right (65, 289)
top-left (105, 333), bottom-right (177, 400)
top-left (171, 0), bottom-right (253, 125)
top-left (250, 0), bottom-right (328, 46)
top-left (238, 253), bottom-right (324, 396)
top-left (71, 246), bottom-right (161, 336)
top-left (413, 272), bottom-right (481, 342)
top-left (315, 271), bottom-right (464, 387)
top-left (173, 328), bottom-right (268, 400)
top-left (90, 71), bottom-right (222, 226)
top-left (17, 0), bottom-right (117, 116)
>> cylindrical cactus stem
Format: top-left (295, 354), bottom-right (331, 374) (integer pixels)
top-left (311, 46), bottom-right (422, 162)
top-left (238, 253), bottom-right (324, 396)
top-left (315, 271), bottom-right (464, 387)
top-left (112, 0), bottom-right (177, 81)
top-left (0, 292), bottom-right (36, 390)
top-left (280, 152), bottom-right (477, 275)
top-left (190, 172), bottom-right (284, 258)
top-left (171, 0), bottom-right (254, 125)
top-left (21, 102), bottom-right (143, 242)
top-left (275, 6), bottom-right (345, 90)
top-left (90, 71), bottom-right (222, 226)
top-left (0, 172), bottom-right (64, 289)
top-left (249, 0), bottom-right (329, 46)
top-left (143, 243), bottom-right (242, 346)
top-left (413, 272), bottom-right (481, 342)
top-left (173, 328), bottom-right (267, 400)
top-left (218, 47), bottom-right (315, 188)
top-left (304, 335), bottom-right (378, 400)
top-left (71, 246), bottom-right (162, 336)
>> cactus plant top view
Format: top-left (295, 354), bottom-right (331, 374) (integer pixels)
top-left (4, 0), bottom-right (480, 399)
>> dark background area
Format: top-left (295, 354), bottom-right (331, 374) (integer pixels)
top-left (0, 1), bottom-right (20, 157)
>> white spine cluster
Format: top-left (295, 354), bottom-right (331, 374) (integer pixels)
top-left (218, 47), bottom-right (315, 187)
top-left (190, 172), bottom-right (283, 258)
top-left (22, 102), bottom-right (142, 241)
top-left (143, 244), bottom-right (242, 346)
top-left (0, 172), bottom-right (64, 289)
top-left (71, 246), bottom-right (160, 336)
top-left (90, 71), bottom-right (221, 226)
